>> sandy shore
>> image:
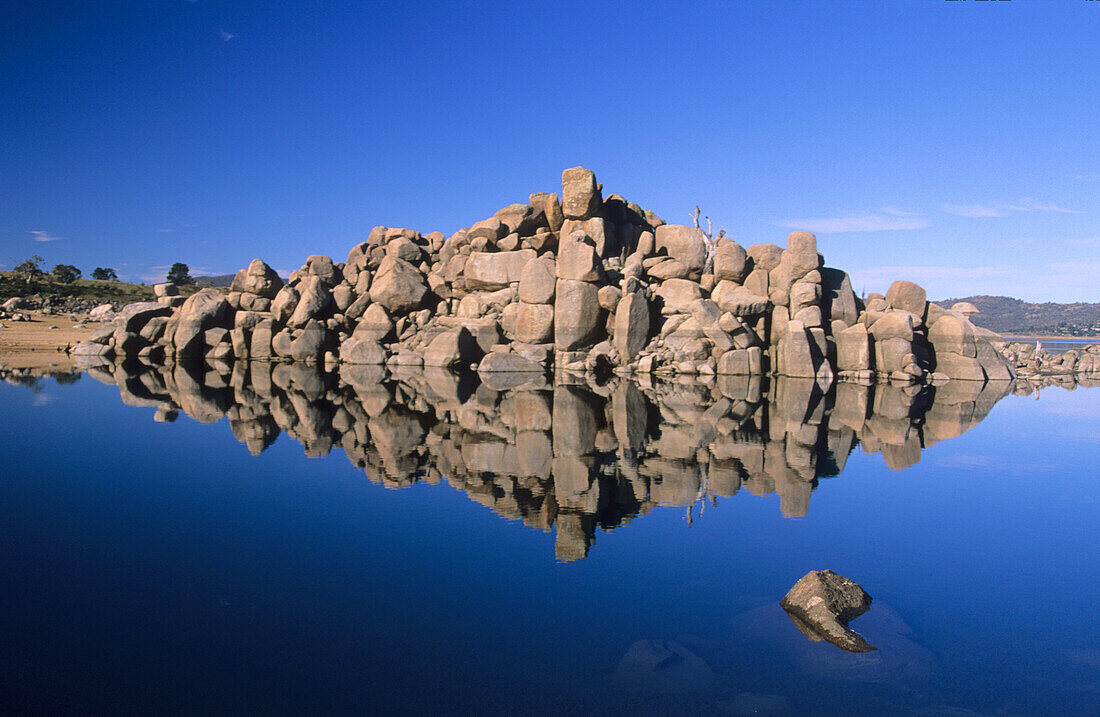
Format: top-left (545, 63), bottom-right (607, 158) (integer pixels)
top-left (0, 311), bottom-right (97, 369)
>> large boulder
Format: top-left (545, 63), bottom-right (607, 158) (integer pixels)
top-left (494, 203), bottom-right (546, 236)
top-left (514, 303), bottom-right (555, 344)
top-left (781, 570), bottom-right (876, 653)
top-left (655, 225), bottom-right (707, 277)
top-left (464, 249), bottom-right (537, 290)
top-left (886, 280), bottom-right (927, 319)
top-left (929, 314), bottom-right (977, 358)
top-left (340, 336), bottom-right (386, 364)
top-left (287, 275), bottom-right (333, 328)
top-left (712, 281), bottom-right (769, 317)
top-left (747, 243), bottom-right (783, 272)
top-left (776, 320), bottom-right (816, 377)
top-left (117, 302), bottom-right (172, 334)
top-left (821, 267), bottom-right (859, 327)
top-left (554, 279), bottom-right (603, 350)
top-left (478, 351), bottom-right (543, 373)
top-left (654, 279), bottom-right (704, 315)
top-left (614, 292), bottom-right (650, 358)
top-left (230, 259), bottom-right (283, 298)
top-left (556, 231), bottom-right (603, 282)
top-left (785, 231), bottom-right (820, 279)
top-left (353, 303), bottom-right (393, 341)
top-left (423, 327), bottom-right (482, 368)
top-left (369, 256), bottom-right (428, 314)
top-left (172, 289), bottom-right (230, 358)
top-left (714, 238), bottom-right (749, 283)
top-left (836, 323), bottom-right (872, 372)
top-left (561, 166), bottom-right (601, 220)
top-left (518, 256), bottom-right (556, 304)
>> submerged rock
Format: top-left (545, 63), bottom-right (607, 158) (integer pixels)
top-left (780, 570), bottom-right (876, 653)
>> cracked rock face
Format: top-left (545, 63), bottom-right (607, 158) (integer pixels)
top-left (780, 569), bottom-right (876, 653)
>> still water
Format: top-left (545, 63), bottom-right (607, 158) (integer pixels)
top-left (2, 362), bottom-right (1098, 715)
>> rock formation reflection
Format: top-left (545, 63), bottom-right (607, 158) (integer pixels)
top-left (65, 357), bottom-right (1030, 561)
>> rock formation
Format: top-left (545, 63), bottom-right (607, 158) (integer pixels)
top-left (73, 167), bottom-right (1016, 385)
top-left (781, 570), bottom-right (876, 653)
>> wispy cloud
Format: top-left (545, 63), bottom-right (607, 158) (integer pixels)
top-left (1000, 198), bottom-right (1078, 214)
top-left (1065, 236), bottom-right (1100, 248)
top-left (879, 206), bottom-right (921, 218)
top-left (157, 228), bottom-right (172, 233)
top-left (1071, 173), bottom-right (1100, 183)
top-left (219, 28), bottom-right (237, 41)
top-left (941, 204), bottom-right (1010, 218)
top-left (1043, 258), bottom-right (1100, 275)
top-left (942, 198), bottom-right (1079, 217)
top-left (853, 264), bottom-right (1019, 284)
top-left (778, 212), bottom-right (929, 234)
top-left (30, 230), bottom-right (63, 242)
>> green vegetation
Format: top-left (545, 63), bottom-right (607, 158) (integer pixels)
top-left (90, 267), bottom-right (118, 281)
top-left (940, 295), bottom-right (1100, 337)
top-left (0, 269), bottom-right (158, 303)
top-left (51, 264), bottom-right (81, 284)
top-left (13, 255), bottom-right (45, 284)
top-left (167, 262), bottom-right (195, 286)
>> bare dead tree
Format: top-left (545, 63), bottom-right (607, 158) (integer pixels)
top-left (692, 206), bottom-right (727, 275)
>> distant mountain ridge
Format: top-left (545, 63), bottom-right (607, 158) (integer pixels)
top-left (936, 295), bottom-right (1100, 336)
top-left (194, 274), bottom-right (236, 288)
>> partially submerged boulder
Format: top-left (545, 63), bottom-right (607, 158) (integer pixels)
top-left (780, 570), bottom-right (876, 653)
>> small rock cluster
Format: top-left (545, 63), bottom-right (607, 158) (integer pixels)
top-left (1002, 341), bottom-right (1100, 377)
top-left (73, 167), bottom-right (1014, 383)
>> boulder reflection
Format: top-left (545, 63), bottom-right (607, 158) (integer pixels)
top-left (79, 359), bottom-right (1016, 560)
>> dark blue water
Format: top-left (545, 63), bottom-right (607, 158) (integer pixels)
top-left (2, 366), bottom-right (1098, 715)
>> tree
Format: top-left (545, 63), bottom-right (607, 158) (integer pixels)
top-left (691, 206), bottom-right (725, 275)
top-left (52, 264), bottom-right (82, 284)
top-left (167, 262), bottom-right (195, 285)
top-left (91, 267), bottom-right (118, 281)
top-left (13, 255), bottom-right (45, 285)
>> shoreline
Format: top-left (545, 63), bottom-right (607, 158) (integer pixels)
top-left (0, 311), bottom-right (91, 369)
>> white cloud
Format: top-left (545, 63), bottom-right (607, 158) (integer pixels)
top-left (879, 206), bottom-right (921, 218)
top-left (853, 264), bottom-right (1019, 285)
top-left (778, 213), bottom-right (929, 233)
top-left (30, 230), bottom-right (63, 242)
top-left (219, 28), bottom-right (237, 41)
top-left (1000, 198), bottom-right (1078, 214)
top-left (942, 198), bottom-right (1078, 218)
top-left (1043, 258), bottom-right (1100, 274)
top-left (941, 204), bottom-right (1010, 218)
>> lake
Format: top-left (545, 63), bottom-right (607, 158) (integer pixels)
top-left (2, 361), bottom-right (1098, 715)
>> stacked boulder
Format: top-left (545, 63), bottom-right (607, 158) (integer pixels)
top-left (73, 166), bottom-right (1014, 384)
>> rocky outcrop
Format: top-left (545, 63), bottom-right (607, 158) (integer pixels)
top-left (781, 570), bottom-right (876, 653)
top-left (1001, 341), bottom-right (1100, 378)
top-left (72, 166), bottom-right (1015, 387)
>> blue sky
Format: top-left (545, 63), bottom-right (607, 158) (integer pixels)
top-left (2, 1), bottom-right (1097, 301)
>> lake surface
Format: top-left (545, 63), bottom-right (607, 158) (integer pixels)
top-left (2, 362), bottom-right (1099, 715)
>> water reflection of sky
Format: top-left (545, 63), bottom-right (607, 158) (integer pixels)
top-left (1, 369), bottom-right (1098, 715)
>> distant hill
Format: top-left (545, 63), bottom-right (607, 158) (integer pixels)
top-left (194, 274), bottom-right (236, 288)
top-left (936, 295), bottom-right (1100, 336)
